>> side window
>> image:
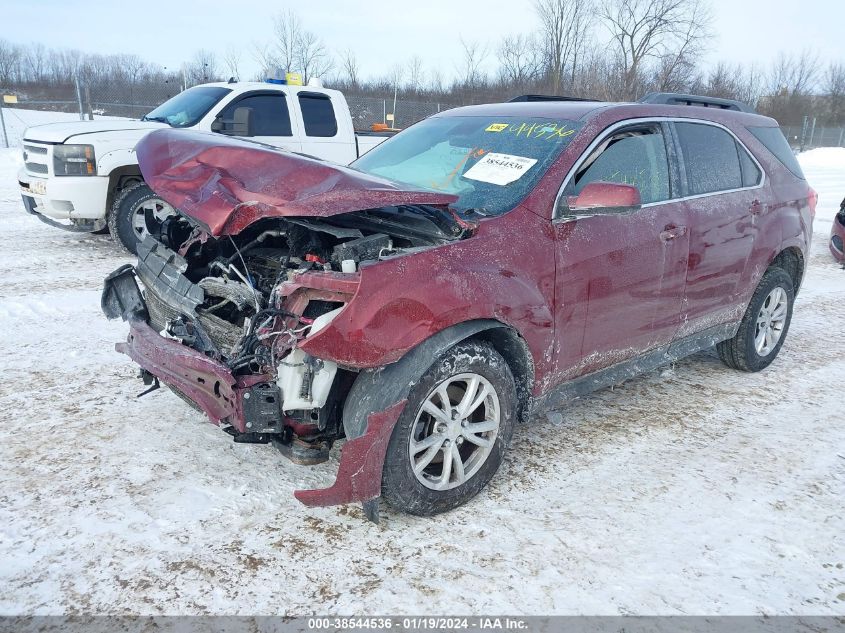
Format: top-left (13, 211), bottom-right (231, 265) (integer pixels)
top-left (675, 122), bottom-right (742, 195)
top-left (218, 93), bottom-right (291, 136)
top-left (737, 142), bottom-right (762, 187)
top-left (564, 125), bottom-right (671, 207)
top-left (298, 92), bottom-right (338, 137)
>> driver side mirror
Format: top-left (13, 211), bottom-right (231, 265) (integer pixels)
top-left (212, 106), bottom-right (254, 137)
top-left (565, 181), bottom-right (642, 216)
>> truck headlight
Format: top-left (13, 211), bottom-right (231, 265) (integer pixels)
top-left (53, 144), bottom-right (97, 176)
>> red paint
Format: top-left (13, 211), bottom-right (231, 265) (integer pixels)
top-left (129, 101), bottom-right (813, 509)
top-left (569, 181), bottom-right (641, 210)
top-left (136, 129), bottom-right (457, 236)
top-left (294, 400), bottom-right (407, 507)
top-left (117, 319), bottom-right (240, 425)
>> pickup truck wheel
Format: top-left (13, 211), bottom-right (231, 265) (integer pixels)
top-left (381, 340), bottom-right (516, 516)
top-left (109, 182), bottom-right (176, 254)
top-left (717, 267), bottom-right (794, 372)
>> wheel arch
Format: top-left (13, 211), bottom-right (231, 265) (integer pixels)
top-left (342, 319), bottom-right (533, 441)
top-left (105, 165), bottom-right (144, 218)
top-left (768, 246), bottom-right (805, 295)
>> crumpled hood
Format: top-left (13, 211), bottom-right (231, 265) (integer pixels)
top-left (136, 129), bottom-right (459, 236)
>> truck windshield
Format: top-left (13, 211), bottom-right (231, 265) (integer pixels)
top-left (142, 86), bottom-right (231, 128)
top-left (353, 115), bottom-right (583, 215)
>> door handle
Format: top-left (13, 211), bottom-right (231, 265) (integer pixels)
top-left (749, 199), bottom-right (763, 215)
top-left (660, 225), bottom-right (687, 242)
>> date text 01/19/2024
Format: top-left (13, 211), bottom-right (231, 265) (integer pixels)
top-left (306, 617), bottom-right (529, 630)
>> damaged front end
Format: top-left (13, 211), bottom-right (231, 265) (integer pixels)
top-left (102, 129), bottom-right (474, 517)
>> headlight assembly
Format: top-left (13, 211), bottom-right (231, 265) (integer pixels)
top-left (53, 144), bottom-right (97, 176)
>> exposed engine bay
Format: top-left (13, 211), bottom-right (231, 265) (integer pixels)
top-left (105, 204), bottom-right (471, 464)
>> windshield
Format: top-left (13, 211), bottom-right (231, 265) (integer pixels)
top-left (353, 115), bottom-right (583, 215)
top-left (142, 86), bottom-right (231, 128)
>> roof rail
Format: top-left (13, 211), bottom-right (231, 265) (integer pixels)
top-left (638, 92), bottom-right (755, 113)
top-left (508, 94), bottom-right (596, 103)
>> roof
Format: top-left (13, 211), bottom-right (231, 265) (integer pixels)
top-left (435, 100), bottom-right (776, 126)
top-left (191, 81), bottom-right (341, 95)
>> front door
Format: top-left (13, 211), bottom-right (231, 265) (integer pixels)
top-left (552, 122), bottom-right (689, 380)
top-left (214, 91), bottom-right (302, 153)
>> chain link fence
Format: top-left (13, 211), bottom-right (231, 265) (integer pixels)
top-left (345, 95), bottom-right (452, 129)
top-left (3, 80), bottom-right (845, 152)
top-left (781, 123), bottom-right (845, 152)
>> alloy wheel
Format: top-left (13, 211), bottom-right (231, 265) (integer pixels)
top-left (131, 197), bottom-right (176, 241)
top-left (754, 286), bottom-right (788, 356)
top-left (408, 373), bottom-right (500, 491)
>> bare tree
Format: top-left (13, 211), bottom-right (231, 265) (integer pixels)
top-left (763, 50), bottom-right (820, 125)
top-left (184, 49), bottom-right (217, 87)
top-left (251, 41), bottom-right (276, 78)
top-left (223, 46), bottom-right (242, 80)
top-left (598, 0), bottom-right (713, 99)
top-left (25, 42), bottom-right (47, 83)
top-left (768, 49), bottom-right (819, 97)
top-left (457, 38), bottom-right (488, 89)
top-left (339, 48), bottom-right (360, 88)
top-left (535, 0), bottom-right (593, 94)
top-left (653, 0), bottom-right (711, 93)
top-left (824, 62), bottom-right (845, 125)
top-left (406, 55), bottom-right (425, 93)
top-left (0, 39), bottom-right (22, 85)
top-left (297, 30), bottom-right (333, 82)
top-left (272, 9), bottom-right (301, 75)
top-left (498, 34), bottom-right (541, 87)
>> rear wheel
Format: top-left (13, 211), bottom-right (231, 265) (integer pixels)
top-left (108, 182), bottom-right (176, 254)
top-left (717, 267), bottom-right (794, 372)
top-left (381, 340), bottom-right (516, 516)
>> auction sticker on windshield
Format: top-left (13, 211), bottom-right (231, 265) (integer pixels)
top-left (463, 153), bottom-right (538, 186)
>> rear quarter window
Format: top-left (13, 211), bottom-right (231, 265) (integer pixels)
top-left (747, 126), bottom-right (805, 179)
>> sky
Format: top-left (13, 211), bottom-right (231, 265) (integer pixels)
top-left (2, 0), bottom-right (843, 83)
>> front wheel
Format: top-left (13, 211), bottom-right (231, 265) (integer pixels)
top-left (108, 182), bottom-right (177, 254)
top-left (381, 340), bottom-right (517, 516)
top-left (717, 267), bottom-right (795, 372)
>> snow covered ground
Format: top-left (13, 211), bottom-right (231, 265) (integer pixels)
top-left (0, 109), bottom-right (843, 616)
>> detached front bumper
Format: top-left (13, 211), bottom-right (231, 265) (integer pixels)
top-left (102, 264), bottom-right (245, 427)
top-left (101, 264), bottom-right (405, 514)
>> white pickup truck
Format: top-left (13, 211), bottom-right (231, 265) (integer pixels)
top-left (18, 81), bottom-right (393, 252)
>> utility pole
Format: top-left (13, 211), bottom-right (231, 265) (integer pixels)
top-left (0, 103), bottom-right (8, 149)
top-left (75, 75), bottom-right (84, 121)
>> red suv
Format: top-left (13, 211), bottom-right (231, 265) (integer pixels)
top-left (102, 93), bottom-right (815, 520)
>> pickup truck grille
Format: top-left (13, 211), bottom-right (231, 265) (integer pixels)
top-left (22, 142), bottom-right (51, 177)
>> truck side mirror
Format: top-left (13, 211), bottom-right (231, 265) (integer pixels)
top-left (231, 106), bottom-right (254, 137)
top-left (213, 106), bottom-right (254, 137)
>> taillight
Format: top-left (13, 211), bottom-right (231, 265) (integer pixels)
top-left (808, 187), bottom-right (818, 217)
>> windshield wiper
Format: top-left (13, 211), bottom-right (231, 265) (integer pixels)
top-left (142, 115), bottom-right (169, 124)
top-left (457, 207), bottom-right (491, 217)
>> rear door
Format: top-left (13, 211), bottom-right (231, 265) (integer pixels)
top-left (214, 90), bottom-right (302, 153)
top-left (672, 121), bottom-right (764, 338)
top-left (295, 91), bottom-right (356, 164)
top-left (552, 121), bottom-right (690, 379)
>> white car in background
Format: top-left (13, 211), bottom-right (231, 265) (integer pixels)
top-left (17, 81), bottom-right (393, 253)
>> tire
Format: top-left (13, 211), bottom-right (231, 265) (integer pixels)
top-left (717, 267), bottom-right (794, 372)
top-left (108, 182), bottom-right (176, 254)
top-left (381, 340), bottom-right (517, 516)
